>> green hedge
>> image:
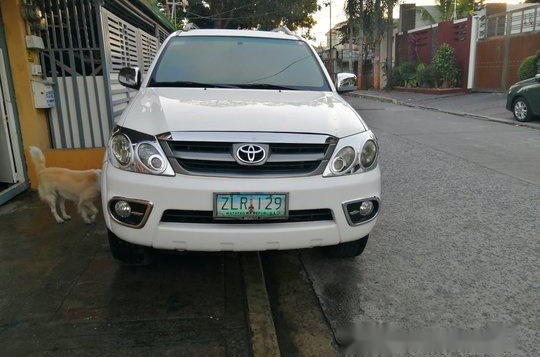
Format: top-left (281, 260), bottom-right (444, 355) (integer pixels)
top-left (432, 44), bottom-right (460, 88)
top-left (518, 51), bottom-right (540, 80)
top-left (392, 43), bottom-right (460, 88)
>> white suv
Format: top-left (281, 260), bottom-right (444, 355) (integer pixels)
top-left (103, 29), bottom-right (381, 264)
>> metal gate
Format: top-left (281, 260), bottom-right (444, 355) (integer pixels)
top-left (39, 0), bottom-right (164, 149)
top-left (40, 0), bottom-right (109, 149)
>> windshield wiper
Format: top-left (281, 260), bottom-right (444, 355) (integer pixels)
top-left (236, 83), bottom-right (298, 90)
top-left (148, 80), bottom-right (239, 89)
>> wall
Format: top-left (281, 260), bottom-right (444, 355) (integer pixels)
top-left (475, 31), bottom-right (540, 91)
top-left (24, 148), bottom-right (105, 189)
top-left (0, 0), bottom-right (106, 188)
top-left (395, 18), bottom-right (472, 89)
top-left (0, 1), bottom-right (50, 156)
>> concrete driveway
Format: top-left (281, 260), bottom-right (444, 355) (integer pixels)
top-left (0, 196), bottom-right (252, 356)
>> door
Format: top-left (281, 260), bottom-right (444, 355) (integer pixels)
top-left (528, 78), bottom-right (540, 115)
top-left (0, 47), bottom-right (16, 184)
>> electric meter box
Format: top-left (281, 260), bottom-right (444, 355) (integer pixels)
top-left (26, 35), bottom-right (45, 50)
top-left (31, 80), bottom-right (55, 109)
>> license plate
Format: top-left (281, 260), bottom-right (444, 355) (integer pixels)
top-left (214, 193), bottom-right (288, 220)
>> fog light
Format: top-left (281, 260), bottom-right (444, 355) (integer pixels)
top-left (358, 201), bottom-right (374, 216)
top-left (343, 198), bottom-right (379, 226)
top-left (114, 200), bottom-right (131, 218)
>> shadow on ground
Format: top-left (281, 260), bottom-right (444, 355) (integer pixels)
top-left (0, 192), bottom-right (251, 356)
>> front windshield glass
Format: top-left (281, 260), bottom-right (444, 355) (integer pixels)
top-left (148, 36), bottom-right (330, 91)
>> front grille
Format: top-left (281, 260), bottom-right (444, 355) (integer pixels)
top-left (177, 159), bottom-right (321, 175)
top-left (159, 133), bottom-right (337, 177)
top-left (161, 209), bottom-right (334, 224)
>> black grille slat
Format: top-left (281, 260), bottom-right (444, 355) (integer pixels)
top-left (161, 209), bottom-right (333, 224)
top-left (270, 143), bottom-right (328, 155)
top-left (169, 141), bottom-right (231, 153)
top-left (177, 158), bottom-right (320, 175)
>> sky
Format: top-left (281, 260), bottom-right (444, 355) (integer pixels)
top-left (310, 0), bottom-right (525, 46)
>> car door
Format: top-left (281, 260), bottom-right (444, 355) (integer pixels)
top-left (527, 76), bottom-right (540, 115)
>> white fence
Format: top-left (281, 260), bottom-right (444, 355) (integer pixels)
top-left (480, 4), bottom-right (540, 39)
top-left (48, 76), bottom-right (109, 148)
top-left (101, 8), bottom-right (160, 123)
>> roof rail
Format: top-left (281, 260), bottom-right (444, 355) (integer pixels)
top-left (271, 26), bottom-right (296, 36)
top-left (182, 23), bottom-right (199, 31)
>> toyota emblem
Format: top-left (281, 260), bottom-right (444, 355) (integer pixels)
top-left (234, 144), bottom-right (269, 165)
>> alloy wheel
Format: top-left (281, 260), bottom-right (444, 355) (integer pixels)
top-left (514, 100), bottom-right (528, 121)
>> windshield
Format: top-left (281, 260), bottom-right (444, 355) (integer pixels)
top-left (148, 36), bottom-right (330, 91)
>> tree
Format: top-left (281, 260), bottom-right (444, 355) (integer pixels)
top-left (160, 0), bottom-right (318, 30)
top-left (338, 1), bottom-right (388, 60)
top-left (419, 0), bottom-right (478, 23)
top-left (339, 0), bottom-right (395, 87)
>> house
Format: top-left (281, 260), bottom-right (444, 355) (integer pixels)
top-left (0, 0), bottom-right (174, 205)
top-left (316, 22), bottom-right (360, 79)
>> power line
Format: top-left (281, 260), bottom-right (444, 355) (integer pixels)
top-left (183, 0), bottom-right (261, 21)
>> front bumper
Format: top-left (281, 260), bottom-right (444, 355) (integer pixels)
top-left (102, 163), bottom-right (381, 251)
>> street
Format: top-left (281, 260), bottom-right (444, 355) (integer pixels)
top-left (1, 96), bottom-right (538, 356)
top-left (302, 95), bottom-right (538, 356)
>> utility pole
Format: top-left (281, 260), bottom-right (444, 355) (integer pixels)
top-left (167, 0), bottom-right (188, 27)
top-left (357, 0), bottom-right (364, 89)
top-left (324, 1), bottom-right (333, 79)
top-left (348, 14), bottom-right (353, 72)
top-left (385, 0), bottom-right (393, 88)
top-left (453, 0), bottom-right (457, 20)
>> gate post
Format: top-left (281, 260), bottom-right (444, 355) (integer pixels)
top-left (500, 13), bottom-right (511, 90)
top-left (467, 16), bottom-right (479, 89)
top-left (95, 1), bottom-right (115, 129)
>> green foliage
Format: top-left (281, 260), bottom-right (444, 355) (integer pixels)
top-left (419, 0), bottom-right (477, 23)
top-left (416, 63), bottom-right (428, 87)
top-left (518, 51), bottom-right (540, 80)
top-left (162, 0), bottom-right (318, 30)
top-left (432, 43), bottom-right (460, 87)
top-left (416, 63), bottom-right (441, 87)
top-left (338, 0), bottom-right (395, 60)
top-left (392, 62), bottom-right (417, 87)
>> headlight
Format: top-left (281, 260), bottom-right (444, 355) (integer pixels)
top-left (323, 131), bottom-right (378, 177)
top-left (108, 127), bottom-right (174, 176)
top-left (110, 134), bottom-right (133, 166)
top-left (330, 146), bottom-right (356, 175)
top-left (360, 140), bottom-right (377, 168)
top-left (137, 143), bottom-right (166, 173)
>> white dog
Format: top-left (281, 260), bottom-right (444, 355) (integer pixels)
top-left (29, 146), bottom-right (101, 224)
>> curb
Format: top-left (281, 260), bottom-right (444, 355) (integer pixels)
top-left (241, 253), bottom-right (281, 357)
top-left (346, 92), bottom-right (539, 130)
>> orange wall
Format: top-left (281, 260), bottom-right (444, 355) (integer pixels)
top-left (1, 0), bottom-right (50, 188)
top-left (1, 1), bottom-right (107, 189)
top-left (26, 148), bottom-right (105, 187)
top-left (1, 0), bottom-right (50, 148)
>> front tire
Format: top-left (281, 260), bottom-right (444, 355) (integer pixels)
top-left (108, 229), bottom-right (153, 265)
top-left (324, 235), bottom-right (369, 258)
top-left (512, 97), bottom-right (532, 122)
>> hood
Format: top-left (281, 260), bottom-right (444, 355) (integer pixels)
top-left (118, 88), bottom-right (366, 138)
top-left (511, 77), bottom-right (537, 89)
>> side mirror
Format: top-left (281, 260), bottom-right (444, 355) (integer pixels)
top-left (336, 73), bottom-right (357, 93)
top-left (118, 67), bottom-right (141, 90)
top-left (535, 73), bottom-right (540, 82)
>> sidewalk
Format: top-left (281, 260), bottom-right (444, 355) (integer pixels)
top-left (348, 90), bottom-right (540, 130)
